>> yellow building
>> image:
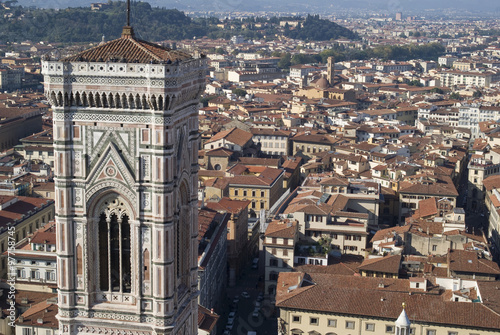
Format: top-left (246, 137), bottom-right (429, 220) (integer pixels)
top-left (228, 167), bottom-right (284, 217)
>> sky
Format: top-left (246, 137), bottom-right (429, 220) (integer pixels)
top-left (11, 0), bottom-right (500, 12)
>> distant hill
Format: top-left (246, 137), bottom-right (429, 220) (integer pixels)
top-left (0, 1), bottom-right (218, 42)
top-left (11, 0), bottom-right (500, 12)
top-left (284, 15), bottom-right (358, 41)
top-left (0, 2), bottom-right (358, 43)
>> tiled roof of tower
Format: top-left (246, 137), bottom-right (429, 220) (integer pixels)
top-left (62, 27), bottom-right (192, 63)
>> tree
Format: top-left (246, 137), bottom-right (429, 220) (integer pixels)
top-left (232, 88), bottom-right (247, 97)
top-left (430, 87), bottom-right (444, 94)
top-left (283, 14), bottom-right (358, 41)
top-left (450, 92), bottom-right (461, 100)
top-left (278, 53), bottom-right (291, 69)
top-left (473, 90), bottom-right (482, 98)
top-left (408, 80), bottom-right (423, 87)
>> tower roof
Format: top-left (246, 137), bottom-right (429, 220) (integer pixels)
top-left (61, 27), bottom-right (192, 64)
top-left (396, 306), bottom-right (411, 327)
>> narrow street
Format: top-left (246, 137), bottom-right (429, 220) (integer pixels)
top-left (222, 259), bottom-right (278, 335)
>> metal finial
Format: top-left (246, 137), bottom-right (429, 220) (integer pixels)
top-left (402, 302), bottom-right (406, 309)
top-left (126, 0), bottom-right (130, 26)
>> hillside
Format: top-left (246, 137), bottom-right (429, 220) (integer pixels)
top-left (284, 15), bottom-right (359, 41)
top-left (0, 1), bottom-right (217, 43)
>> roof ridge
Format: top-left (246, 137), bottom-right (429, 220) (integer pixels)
top-left (277, 283), bottom-right (316, 305)
top-left (21, 300), bottom-right (53, 318)
top-left (130, 38), bottom-right (163, 62)
top-left (478, 258), bottom-right (500, 273)
top-left (70, 36), bottom-right (124, 59)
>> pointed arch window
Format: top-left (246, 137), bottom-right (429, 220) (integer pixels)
top-left (98, 212), bottom-right (131, 293)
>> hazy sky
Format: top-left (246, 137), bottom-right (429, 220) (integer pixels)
top-left (12, 0), bottom-right (500, 12)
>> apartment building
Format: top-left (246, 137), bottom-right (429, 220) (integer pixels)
top-left (228, 167), bottom-right (284, 217)
top-left (263, 219), bottom-right (298, 296)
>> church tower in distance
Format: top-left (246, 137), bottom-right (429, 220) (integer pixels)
top-left (42, 20), bottom-right (206, 335)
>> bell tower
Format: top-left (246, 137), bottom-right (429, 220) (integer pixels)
top-left (42, 8), bottom-right (206, 335)
top-left (327, 56), bottom-right (335, 85)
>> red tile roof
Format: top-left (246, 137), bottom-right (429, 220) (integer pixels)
top-left (357, 254), bottom-right (402, 274)
top-left (205, 197), bottom-right (250, 214)
top-left (412, 197), bottom-right (438, 219)
top-left (18, 299), bottom-right (58, 329)
top-left (276, 272), bottom-right (500, 330)
top-left (62, 28), bottom-right (191, 63)
top-left (229, 167), bottom-right (283, 187)
top-left (205, 147), bottom-right (234, 157)
top-left (448, 249), bottom-right (500, 275)
top-left (0, 196), bottom-right (53, 228)
top-left (205, 127), bottom-right (253, 147)
top-left (371, 225), bottom-right (411, 243)
top-left (265, 220), bottom-right (297, 239)
top-left (30, 222), bottom-right (56, 245)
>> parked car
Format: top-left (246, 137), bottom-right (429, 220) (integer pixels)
top-left (241, 291), bottom-right (250, 298)
top-left (252, 257), bottom-right (259, 269)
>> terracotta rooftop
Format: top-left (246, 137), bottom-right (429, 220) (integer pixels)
top-left (399, 174), bottom-right (458, 197)
top-left (371, 225), bottom-right (411, 243)
top-left (62, 27), bottom-right (191, 63)
top-left (264, 219), bottom-right (297, 239)
top-left (205, 127), bottom-right (253, 147)
top-left (412, 197), bottom-right (438, 219)
top-left (205, 197), bottom-right (250, 214)
top-left (229, 167), bottom-right (283, 187)
top-left (276, 272), bottom-right (500, 331)
top-left (30, 222), bottom-right (56, 245)
top-left (448, 249), bottom-right (500, 275)
top-left (18, 299), bottom-right (58, 329)
top-left (205, 147), bottom-right (234, 157)
top-left (0, 196), bottom-right (53, 229)
top-left (357, 254), bottom-right (402, 274)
